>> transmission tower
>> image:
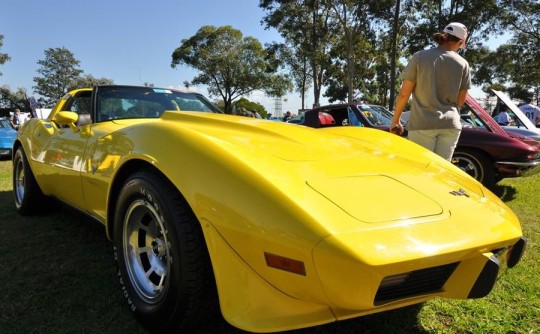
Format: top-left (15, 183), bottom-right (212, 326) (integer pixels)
top-left (273, 97), bottom-right (283, 118)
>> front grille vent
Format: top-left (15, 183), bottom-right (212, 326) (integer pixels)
top-left (374, 262), bottom-right (459, 305)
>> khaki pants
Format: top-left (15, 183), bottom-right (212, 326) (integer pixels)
top-left (408, 128), bottom-right (461, 161)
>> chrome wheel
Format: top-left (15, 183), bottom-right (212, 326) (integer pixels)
top-left (452, 149), bottom-right (495, 187)
top-left (13, 152), bottom-right (25, 208)
top-left (123, 199), bottom-right (170, 304)
top-left (453, 155), bottom-right (481, 180)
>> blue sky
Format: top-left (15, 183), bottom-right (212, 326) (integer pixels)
top-left (1, 0), bottom-right (298, 111)
top-left (2, 0), bottom-right (493, 113)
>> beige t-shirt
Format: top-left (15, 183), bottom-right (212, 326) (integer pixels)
top-left (401, 47), bottom-right (471, 130)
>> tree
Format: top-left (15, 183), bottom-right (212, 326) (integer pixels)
top-left (0, 35), bottom-right (11, 76)
top-left (33, 47), bottom-right (83, 107)
top-left (67, 74), bottom-right (114, 91)
top-left (266, 42), bottom-right (312, 109)
top-left (0, 86), bottom-right (30, 110)
top-left (325, 0), bottom-right (394, 103)
top-left (466, 1), bottom-right (540, 102)
top-left (233, 97), bottom-right (267, 117)
top-left (171, 25), bottom-right (291, 113)
top-left (262, 0), bottom-right (399, 106)
top-left (497, 0), bottom-right (540, 102)
top-left (261, 0), bottom-right (334, 106)
top-left (388, 0), bottom-right (403, 110)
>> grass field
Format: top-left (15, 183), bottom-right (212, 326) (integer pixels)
top-left (0, 158), bottom-right (538, 334)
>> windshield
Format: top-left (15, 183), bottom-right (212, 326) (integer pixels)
top-left (0, 119), bottom-right (10, 128)
top-left (356, 105), bottom-right (393, 126)
top-left (459, 104), bottom-right (488, 129)
top-left (97, 86), bottom-right (222, 122)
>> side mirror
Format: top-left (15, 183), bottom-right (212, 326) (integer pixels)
top-left (53, 111), bottom-right (79, 132)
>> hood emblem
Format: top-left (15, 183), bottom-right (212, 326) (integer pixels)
top-left (450, 189), bottom-right (470, 197)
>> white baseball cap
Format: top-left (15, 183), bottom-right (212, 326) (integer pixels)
top-left (443, 22), bottom-right (468, 41)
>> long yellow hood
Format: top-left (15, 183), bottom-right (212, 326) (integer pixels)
top-left (154, 112), bottom-right (489, 225)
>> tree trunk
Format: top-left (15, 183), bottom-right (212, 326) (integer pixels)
top-left (388, 0), bottom-right (401, 111)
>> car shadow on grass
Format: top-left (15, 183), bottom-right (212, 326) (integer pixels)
top-left (190, 303), bottom-right (427, 334)
top-left (490, 183), bottom-right (518, 202)
top-left (0, 189), bottom-right (429, 334)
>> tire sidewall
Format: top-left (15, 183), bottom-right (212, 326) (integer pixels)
top-left (12, 147), bottom-right (44, 214)
top-left (12, 148), bottom-right (25, 210)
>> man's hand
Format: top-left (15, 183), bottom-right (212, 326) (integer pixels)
top-left (390, 123), bottom-right (404, 135)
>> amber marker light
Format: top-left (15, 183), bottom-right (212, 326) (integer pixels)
top-left (264, 252), bottom-right (306, 276)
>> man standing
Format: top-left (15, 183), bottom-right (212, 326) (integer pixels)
top-left (391, 22), bottom-right (471, 161)
top-left (10, 108), bottom-right (21, 130)
top-left (519, 98), bottom-right (540, 127)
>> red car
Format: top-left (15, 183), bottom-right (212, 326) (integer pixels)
top-left (297, 98), bottom-right (540, 187)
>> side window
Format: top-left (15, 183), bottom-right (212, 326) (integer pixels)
top-left (347, 107), bottom-right (362, 126)
top-left (66, 93), bottom-right (91, 115)
top-left (63, 91), bottom-right (93, 126)
top-left (327, 108), bottom-right (349, 126)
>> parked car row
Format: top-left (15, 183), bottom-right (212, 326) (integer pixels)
top-left (294, 94), bottom-right (540, 188)
top-left (11, 85), bottom-right (526, 333)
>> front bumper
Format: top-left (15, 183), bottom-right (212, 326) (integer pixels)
top-left (496, 160), bottom-right (540, 177)
top-left (468, 236), bottom-right (526, 298)
top-left (0, 148), bottom-right (12, 157)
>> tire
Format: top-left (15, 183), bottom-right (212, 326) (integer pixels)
top-left (113, 168), bottom-right (218, 333)
top-left (452, 148), bottom-right (496, 188)
top-left (12, 147), bottom-right (47, 215)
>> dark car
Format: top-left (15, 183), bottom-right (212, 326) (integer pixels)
top-left (297, 99), bottom-right (540, 187)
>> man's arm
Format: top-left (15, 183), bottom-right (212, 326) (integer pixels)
top-left (391, 79), bottom-right (415, 134)
top-left (457, 89), bottom-right (468, 107)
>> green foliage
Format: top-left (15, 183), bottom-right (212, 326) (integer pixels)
top-left (260, 0), bottom-right (334, 105)
top-left (266, 42), bottom-right (312, 109)
top-left (0, 86), bottom-right (30, 110)
top-left (32, 48), bottom-right (114, 108)
top-left (496, 1), bottom-right (540, 100)
top-left (212, 99), bottom-right (225, 112)
top-left (262, 0), bottom-right (500, 107)
top-left (171, 25), bottom-right (291, 113)
top-left (233, 97), bottom-right (266, 117)
top-left (33, 47), bottom-right (84, 107)
top-left (0, 35), bottom-right (10, 75)
top-left (67, 74), bottom-right (114, 91)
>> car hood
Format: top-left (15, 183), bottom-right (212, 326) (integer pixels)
top-left (0, 127), bottom-right (17, 138)
top-left (504, 127), bottom-right (540, 146)
top-left (492, 89), bottom-right (540, 134)
top-left (158, 112), bottom-right (486, 224)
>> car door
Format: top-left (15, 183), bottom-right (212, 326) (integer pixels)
top-left (36, 90), bottom-right (93, 209)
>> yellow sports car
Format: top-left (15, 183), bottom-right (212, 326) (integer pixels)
top-left (13, 85), bottom-right (526, 333)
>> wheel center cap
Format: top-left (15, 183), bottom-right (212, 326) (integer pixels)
top-left (151, 239), bottom-right (165, 257)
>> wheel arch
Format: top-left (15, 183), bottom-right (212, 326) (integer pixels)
top-left (454, 145), bottom-right (494, 161)
top-left (12, 139), bottom-right (23, 160)
top-left (453, 146), bottom-right (497, 186)
top-left (12, 138), bottom-right (22, 150)
top-left (106, 159), bottom-right (186, 241)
